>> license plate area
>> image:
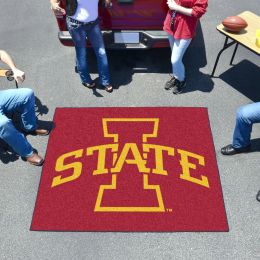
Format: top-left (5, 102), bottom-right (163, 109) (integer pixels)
top-left (114, 32), bottom-right (139, 44)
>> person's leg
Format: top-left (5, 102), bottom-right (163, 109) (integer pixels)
top-left (66, 17), bottom-right (93, 85)
top-left (0, 114), bottom-right (33, 157)
top-left (171, 38), bottom-right (192, 82)
top-left (88, 23), bottom-right (111, 87)
top-left (221, 102), bottom-right (260, 155)
top-left (232, 102), bottom-right (260, 148)
top-left (164, 35), bottom-right (176, 90)
top-left (165, 36), bottom-right (191, 92)
top-left (168, 34), bottom-right (174, 50)
top-left (0, 88), bottom-right (37, 131)
top-left (0, 89), bottom-right (46, 165)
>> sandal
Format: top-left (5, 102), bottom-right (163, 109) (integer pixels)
top-left (28, 128), bottom-right (50, 136)
top-left (104, 85), bottom-right (113, 93)
top-left (82, 82), bottom-right (96, 89)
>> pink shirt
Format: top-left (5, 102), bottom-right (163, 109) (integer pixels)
top-left (163, 0), bottom-right (208, 39)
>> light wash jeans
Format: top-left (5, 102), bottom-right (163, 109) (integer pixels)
top-left (67, 17), bottom-right (110, 86)
top-left (0, 88), bottom-right (37, 157)
top-left (233, 102), bottom-right (260, 148)
top-left (168, 35), bottom-right (192, 82)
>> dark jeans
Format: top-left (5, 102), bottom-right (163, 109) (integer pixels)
top-left (0, 88), bottom-right (37, 157)
top-left (233, 102), bottom-right (260, 148)
top-left (66, 17), bottom-right (110, 86)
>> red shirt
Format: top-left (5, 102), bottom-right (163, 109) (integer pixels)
top-left (163, 0), bottom-right (208, 39)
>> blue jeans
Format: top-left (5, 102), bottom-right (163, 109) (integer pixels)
top-left (233, 102), bottom-right (260, 148)
top-left (67, 17), bottom-right (110, 86)
top-left (168, 35), bottom-right (192, 82)
top-left (0, 88), bottom-right (37, 157)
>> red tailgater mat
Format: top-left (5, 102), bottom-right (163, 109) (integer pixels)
top-left (31, 107), bottom-right (228, 232)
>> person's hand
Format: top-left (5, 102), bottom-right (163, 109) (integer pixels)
top-left (51, 1), bottom-right (66, 16)
top-left (167, 0), bottom-right (179, 11)
top-left (104, 0), bottom-right (112, 8)
top-left (12, 68), bottom-right (25, 84)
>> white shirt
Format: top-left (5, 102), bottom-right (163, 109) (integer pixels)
top-left (71, 0), bottom-right (99, 23)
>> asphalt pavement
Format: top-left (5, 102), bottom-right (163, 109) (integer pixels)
top-left (0, 0), bottom-right (259, 259)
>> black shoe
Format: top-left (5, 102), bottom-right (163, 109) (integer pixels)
top-left (172, 79), bottom-right (186, 94)
top-left (256, 190), bottom-right (260, 202)
top-left (164, 76), bottom-right (176, 90)
top-left (221, 144), bottom-right (251, 155)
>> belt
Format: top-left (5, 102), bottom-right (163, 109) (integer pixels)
top-left (68, 17), bottom-right (98, 25)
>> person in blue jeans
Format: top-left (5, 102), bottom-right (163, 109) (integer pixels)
top-left (221, 102), bottom-right (260, 155)
top-left (0, 50), bottom-right (49, 166)
top-left (221, 102), bottom-right (260, 202)
top-left (50, 0), bottom-right (113, 93)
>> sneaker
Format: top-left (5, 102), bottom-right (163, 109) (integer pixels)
top-left (172, 79), bottom-right (186, 94)
top-left (164, 76), bottom-right (176, 90)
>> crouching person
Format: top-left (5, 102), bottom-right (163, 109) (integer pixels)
top-left (0, 50), bottom-right (49, 166)
top-left (221, 102), bottom-right (260, 155)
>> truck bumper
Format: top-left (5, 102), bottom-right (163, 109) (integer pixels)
top-left (58, 30), bottom-right (169, 49)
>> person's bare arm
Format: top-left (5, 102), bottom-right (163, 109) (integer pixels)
top-left (0, 50), bottom-right (25, 83)
top-left (104, 0), bottom-right (112, 5)
top-left (50, 0), bottom-right (66, 16)
top-left (167, 0), bottom-right (192, 16)
top-left (100, 0), bottom-right (112, 8)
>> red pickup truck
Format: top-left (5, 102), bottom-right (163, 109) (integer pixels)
top-left (56, 0), bottom-right (169, 49)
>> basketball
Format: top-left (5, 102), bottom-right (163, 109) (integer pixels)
top-left (222, 16), bottom-right (248, 32)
